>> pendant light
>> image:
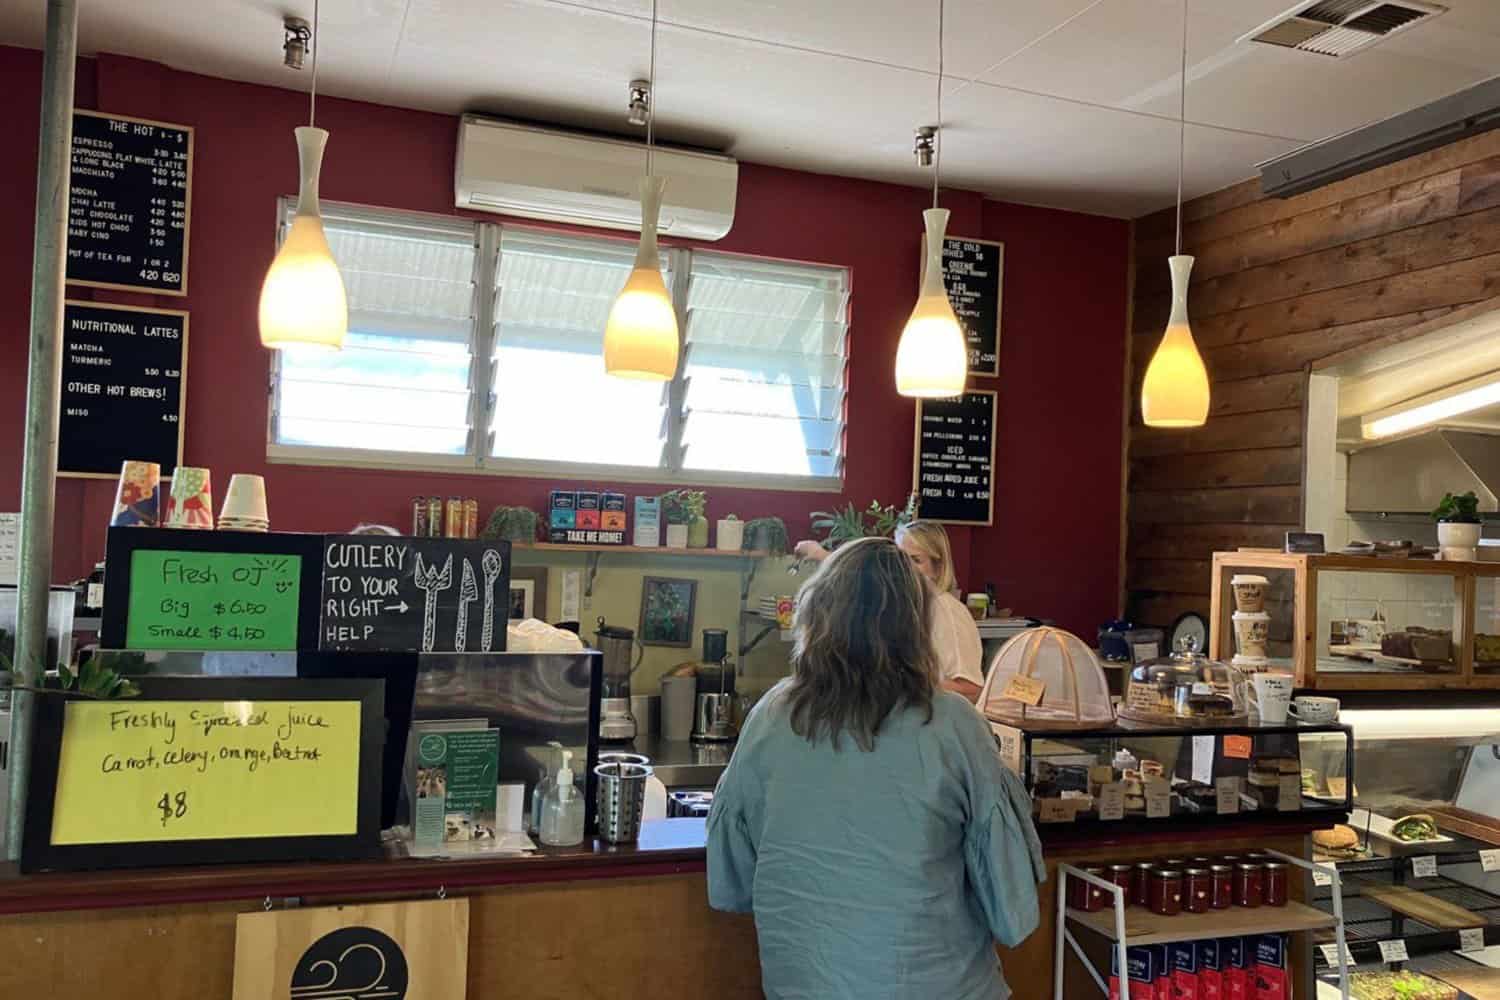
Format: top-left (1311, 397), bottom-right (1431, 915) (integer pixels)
top-left (895, 0), bottom-right (968, 399)
top-left (604, 0), bottom-right (679, 381)
top-left (1140, 0), bottom-right (1210, 427)
top-left (258, 0), bottom-right (347, 352)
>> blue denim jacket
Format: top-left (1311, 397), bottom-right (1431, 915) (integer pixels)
top-left (707, 684), bottom-right (1045, 1000)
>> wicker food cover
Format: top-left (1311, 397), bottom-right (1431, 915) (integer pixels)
top-left (979, 627), bottom-right (1115, 730)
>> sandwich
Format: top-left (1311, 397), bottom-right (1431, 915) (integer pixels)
top-left (1312, 824), bottom-right (1362, 860)
top-left (1391, 813), bottom-right (1438, 842)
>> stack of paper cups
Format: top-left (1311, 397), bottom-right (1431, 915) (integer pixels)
top-left (110, 461), bottom-right (161, 527)
top-left (165, 467), bottom-right (214, 530)
top-left (219, 474), bottom-right (269, 532)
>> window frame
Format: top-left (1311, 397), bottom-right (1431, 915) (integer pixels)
top-left (265, 203), bottom-right (849, 493)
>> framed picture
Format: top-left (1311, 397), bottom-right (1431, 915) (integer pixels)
top-left (507, 566), bottom-right (549, 623)
top-left (639, 576), bottom-right (697, 647)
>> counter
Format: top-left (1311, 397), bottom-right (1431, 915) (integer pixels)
top-left (618, 732), bottom-right (732, 787)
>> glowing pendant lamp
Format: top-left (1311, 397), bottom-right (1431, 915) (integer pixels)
top-left (259, 0), bottom-right (346, 352)
top-left (1141, 0), bottom-right (1209, 427)
top-left (896, 0), bottom-right (966, 399)
top-left (604, 0), bottom-right (678, 380)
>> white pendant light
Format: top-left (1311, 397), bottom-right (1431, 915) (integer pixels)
top-left (259, 0), bottom-right (347, 352)
top-left (896, 0), bottom-right (967, 399)
top-left (1141, 0), bottom-right (1210, 428)
top-left (604, 0), bottom-right (679, 381)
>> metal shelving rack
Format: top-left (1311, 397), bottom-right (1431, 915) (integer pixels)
top-left (1056, 850), bottom-right (1353, 999)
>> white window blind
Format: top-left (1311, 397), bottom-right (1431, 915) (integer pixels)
top-left (680, 253), bottom-right (848, 479)
top-left (270, 202), bottom-right (478, 456)
top-left (489, 229), bottom-right (671, 468)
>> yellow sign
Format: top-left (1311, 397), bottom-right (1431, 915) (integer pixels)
top-left (50, 699), bottom-right (362, 845)
top-left (233, 899), bottom-right (469, 1000)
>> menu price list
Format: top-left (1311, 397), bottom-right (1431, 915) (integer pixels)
top-left (67, 110), bottom-right (191, 294)
top-left (940, 237), bottom-right (1002, 376)
top-left (60, 302), bottom-right (186, 477)
top-left (915, 390), bottom-right (996, 525)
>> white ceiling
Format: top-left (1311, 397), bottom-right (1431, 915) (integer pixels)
top-left (4, 0), bottom-right (1500, 217)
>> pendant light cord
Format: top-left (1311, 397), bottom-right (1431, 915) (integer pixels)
top-left (309, 0), bottom-right (319, 128)
top-left (647, 0), bottom-right (658, 179)
top-left (1175, 0), bottom-right (1186, 256)
top-left (932, 0), bottom-right (944, 210)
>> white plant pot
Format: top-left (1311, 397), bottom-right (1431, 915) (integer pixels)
top-left (665, 524), bottom-right (689, 549)
top-left (716, 519), bottom-right (744, 552)
top-left (1438, 522), bottom-right (1482, 549)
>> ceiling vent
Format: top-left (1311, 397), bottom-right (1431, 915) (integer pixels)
top-left (1242, 1), bottom-right (1445, 58)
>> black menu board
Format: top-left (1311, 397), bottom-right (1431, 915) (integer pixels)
top-left (913, 390), bottom-right (996, 525)
top-left (321, 536), bottom-right (512, 653)
top-left (924, 234), bottom-right (1003, 376)
top-left (67, 110), bottom-right (192, 295)
top-left (59, 301), bottom-right (187, 478)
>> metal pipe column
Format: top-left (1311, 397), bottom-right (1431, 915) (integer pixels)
top-left (8, 0), bottom-right (79, 861)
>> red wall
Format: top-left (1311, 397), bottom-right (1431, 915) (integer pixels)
top-left (0, 46), bottom-right (1129, 635)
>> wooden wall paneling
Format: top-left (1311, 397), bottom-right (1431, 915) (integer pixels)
top-left (1127, 522), bottom-right (1294, 561)
top-left (1128, 485), bottom-right (1302, 526)
top-left (1131, 409), bottom-right (1303, 458)
top-left (1130, 447), bottom-right (1303, 491)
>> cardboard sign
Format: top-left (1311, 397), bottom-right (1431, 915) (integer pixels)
top-left (1098, 782), bottom-right (1125, 821)
top-left (1001, 674), bottom-right (1046, 707)
top-left (1145, 777), bottom-right (1171, 818)
top-left (1460, 928), bottom-right (1485, 953)
top-left (1214, 776), bottom-right (1240, 815)
top-left (232, 899), bottom-right (468, 1000)
top-left (1313, 867), bottom-right (1335, 887)
top-left (124, 549), bottom-right (302, 651)
top-left (1223, 735), bottom-right (1252, 760)
top-left (1191, 735), bottom-right (1215, 786)
top-left (992, 724), bottom-right (1024, 776)
top-left (1378, 939), bottom-right (1409, 964)
top-left (1480, 848), bottom-right (1500, 873)
top-left (1411, 855), bottom-right (1438, 878)
top-left (1038, 798), bottom-right (1074, 823)
top-left (1319, 943), bottom-right (1355, 968)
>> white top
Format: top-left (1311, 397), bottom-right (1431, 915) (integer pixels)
top-left (931, 591), bottom-right (985, 688)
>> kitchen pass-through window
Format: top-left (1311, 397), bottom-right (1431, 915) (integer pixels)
top-left (268, 200), bottom-right (850, 490)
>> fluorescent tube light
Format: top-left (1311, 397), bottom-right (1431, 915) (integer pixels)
top-left (1361, 371), bottom-right (1500, 439)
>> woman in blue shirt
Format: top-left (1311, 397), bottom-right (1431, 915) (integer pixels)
top-left (707, 536), bottom-right (1044, 999)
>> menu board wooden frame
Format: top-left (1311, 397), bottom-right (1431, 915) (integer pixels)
top-left (21, 676), bottom-right (384, 873)
top-left (920, 232), bottom-right (1004, 378)
top-left (67, 109), bottom-right (194, 297)
top-left (58, 299), bottom-right (189, 480)
top-left (911, 388), bottom-right (997, 526)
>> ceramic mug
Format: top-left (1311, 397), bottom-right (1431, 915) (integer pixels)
top-left (1289, 695), bottom-right (1340, 723)
top-left (1252, 672), bottom-right (1295, 724)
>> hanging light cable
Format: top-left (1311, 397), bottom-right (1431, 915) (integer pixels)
top-left (1141, 0), bottom-right (1210, 427)
top-left (258, 0), bottom-right (347, 351)
top-left (603, 0), bottom-right (679, 381)
top-left (895, 0), bottom-right (968, 399)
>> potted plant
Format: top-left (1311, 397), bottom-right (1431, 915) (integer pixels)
top-left (480, 505), bottom-right (540, 543)
top-left (716, 513), bottom-right (744, 552)
top-left (810, 502), bottom-right (869, 549)
top-left (683, 490), bottom-right (709, 548)
top-left (1433, 490), bottom-right (1482, 559)
top-left (660, 490), bottom-right (702, 549)
top-left (742, 516), bottom-right (789, 556)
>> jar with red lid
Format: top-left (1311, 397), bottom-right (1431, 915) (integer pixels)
top-left (1234, 862), bottom-right (1264, 908)
top-left (1069, 866), bottom-right (1108, 911)
top-left (1149, 869), bottom-right (1183, 916)
top-left (1131, 862), bottom-right (1156, 907)
top-left (1107, 864), bottom-right (1134, 904)
top-left (1183, 868), bottom-right (1212, 913)
top-left (1209, 864), bottom-right (1234, 909)
top-left (1263, 861), bottom-right (1288, 907)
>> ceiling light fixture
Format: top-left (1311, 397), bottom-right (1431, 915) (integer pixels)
top-left (259, 0), bottom-right (348, 352)
top-left (895, 0), bottom-right (968, 399)
top-left (282, 17), bottom-right (311, 70)
top-left (914, 126), bottom-right (936, 167)
top-left (603, 0), bottom-right (679, 381)
top-left (1361, 372), bottom-right (1500, 440)
top-left (627, 79), bottom-right (651, 127)
top-left (1141, 0), bottom-right (1210, 428)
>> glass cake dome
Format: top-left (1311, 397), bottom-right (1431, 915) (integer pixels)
top-left (979, 627), bottom-right (1115, 730)
top-left (1120, 636), bottom-right (1250, 726)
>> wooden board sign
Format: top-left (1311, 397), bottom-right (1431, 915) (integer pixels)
top-left (922, 234), bottom-right (1003, 376)
top-left (101, 528), bottom-right (326, 652)
top-left (22, 677), bottom-right (384, 872)
top-left (59, 300), bottom-right (187, 478)
top-left (913, 389), bottom-right (996, 525)
top-left (67, 110), bottom-right (192, 295)
top-left (320, 536), bottom-right (512, 653)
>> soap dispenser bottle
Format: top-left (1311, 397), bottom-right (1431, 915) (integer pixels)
top-left (540, 750), bottom-right (585, 847)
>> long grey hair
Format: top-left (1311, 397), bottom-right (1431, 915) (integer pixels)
top-left (785, 536), bottom-right (938, 751)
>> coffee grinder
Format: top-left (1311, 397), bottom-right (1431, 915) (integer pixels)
top-left (594, 617), bottom-right (642, 741)
top-left (692, 628), bottom-right (737, 743)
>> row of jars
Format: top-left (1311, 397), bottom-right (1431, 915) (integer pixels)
top-left (1068, 854), bottom-right (1290, 916)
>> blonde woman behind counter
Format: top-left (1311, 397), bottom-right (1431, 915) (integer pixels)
top-left (794, 520), bottom-right (985, 701)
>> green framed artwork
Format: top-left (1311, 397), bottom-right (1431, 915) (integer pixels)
top-left (639, 576), bottom-right (697, 647)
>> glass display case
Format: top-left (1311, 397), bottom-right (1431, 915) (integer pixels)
top-left (1302, 709), bottom-right (1500, 996)
top-left (992, 719), bottom-right (1354, 829)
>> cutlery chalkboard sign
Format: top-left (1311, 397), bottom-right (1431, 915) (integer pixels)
top-left (59, 300), bottom-right (187, 478)
top-left (923, 234), bottom-right (1003, 376)
top-left (321, 536), bottom-right (512, 653)
top-left (67, 110), bottom-right (192, 295)
top-left (913, 390), bottom-right (996, 525)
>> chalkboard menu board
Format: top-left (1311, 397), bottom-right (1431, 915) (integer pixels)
top-left (321, 536), bottom-right (512, 653)
top-left (924, 234), bottom-right (1003, 376)
top-left (60, 301), bottom-right (186, 478)
top-left (67, 110), bottom-right (192, 295)
top-left (913, 390), bottom-right (996, 525)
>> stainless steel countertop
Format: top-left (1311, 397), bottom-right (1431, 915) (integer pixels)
top-left (606, 732), bottom-right (734, 789)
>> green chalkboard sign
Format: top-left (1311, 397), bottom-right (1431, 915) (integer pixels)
top-left (124, 549), bottom-right (302, 650)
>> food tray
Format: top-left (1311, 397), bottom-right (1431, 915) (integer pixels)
top-left (1352, 807), bottom-right (1454, 847)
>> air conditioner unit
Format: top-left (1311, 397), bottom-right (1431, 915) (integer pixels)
top-left (456, 114), bottom-right (738, 242)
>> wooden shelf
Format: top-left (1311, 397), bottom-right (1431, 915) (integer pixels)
top-left (1066, 900), bottom-right (1335, 946)
top-left (514, 543), bottom-right (771, 558)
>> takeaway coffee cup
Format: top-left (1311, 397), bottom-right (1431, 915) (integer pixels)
top-left (1230, 574), bottom-right (1269, 613)
top-left (1289, 695), bottom-right (1340, 723)
top-left (219, 473), bottom-right (269, 525)
top-left (1253, 672), bottom-right (1295, 724)
top-left (1232, 611), bottom-right (1270, 658)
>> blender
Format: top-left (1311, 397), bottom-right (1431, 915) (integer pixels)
top-left (594, 617), bottom-right (642, 741)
